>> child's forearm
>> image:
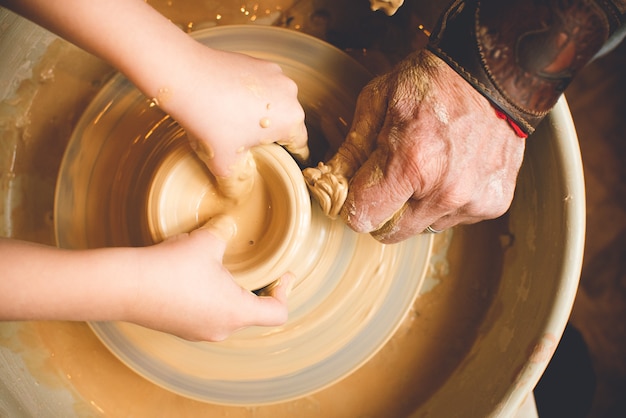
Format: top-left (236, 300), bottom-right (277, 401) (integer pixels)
top-left (1, 0), bottom-right (201, 109)
top-left (0, 238), bottom-right (137, 321)
top-left (2, 0), bottom-right (309, 181)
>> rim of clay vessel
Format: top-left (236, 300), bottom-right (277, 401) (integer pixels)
top-left (5, 9), bottom-right (585, 415)
top-left (146, 143), bottom-right (311, 291)
top-left (53, 24), bottom-right (432, 405)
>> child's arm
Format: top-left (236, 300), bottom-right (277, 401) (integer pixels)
top-left (0, 219), bottom-right (291, 342)
top-left (1, 0), bottom-right (308, 181)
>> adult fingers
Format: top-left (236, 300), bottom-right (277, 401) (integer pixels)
top-left (336, 77), bottom-right (389, 177)
top-left (303, 77), bottom-right (388, 218)
top-left (340, 142), bottom-right (418, 235)
top-left (368, 161), bottom-right (520, 243)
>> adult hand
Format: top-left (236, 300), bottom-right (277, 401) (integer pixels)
top-left (305, 50), bottom-right (525, 243)
top-left (127, 216), bottom-right (292, 342)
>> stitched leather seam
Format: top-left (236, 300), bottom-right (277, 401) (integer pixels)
top-left (474, 1), bottom-right (549, 121)
top-left (428, 46), bottom-right (537, 133)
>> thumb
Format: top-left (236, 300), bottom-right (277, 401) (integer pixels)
top-left (303, 77), bottom-right (388, 218)
top-left (196, 215), bottom-right (237, 259)
top-left (336, 77), bottom-right (389, 175)
top-left (243, 271), bottom-right (294, 327)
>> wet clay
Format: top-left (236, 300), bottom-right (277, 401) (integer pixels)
top-left (0, 219), bottom-right (506, 417)
top-left (145, 139), bottom-right (311, 291)
top-left (1, 1), bottom-right (588, 416)
top-left (148, 147), bottom-right (270, 258)
top-left (302, 162), bottom-right (349, 219)
top-left (0, 3), bottom-right (538, 417)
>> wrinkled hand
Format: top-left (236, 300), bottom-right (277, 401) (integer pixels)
top-left (305, 50), bottom-right (525, 243)
top-left (164, 44), bottom-right (309, 197)
top-left (127, 216), bottom-right (292, 342)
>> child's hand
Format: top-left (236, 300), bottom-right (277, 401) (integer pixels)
top-left (6, 0), bottom-right (309, 195)
top-left (127, 216), bottom-right (292, 342)
top-left (161, 44), bottom-right (309, 186)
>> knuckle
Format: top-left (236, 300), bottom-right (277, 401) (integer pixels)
top-left (341, 198), bottom-right (375, 233)
top-left (463, 189), bottom-right (514, 220)
top-left (488, 195), bottom-right (514, 218)
top-left (436, 183), bottom-right (473, 211)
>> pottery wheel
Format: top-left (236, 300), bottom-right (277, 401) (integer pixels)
top-left (54, 26), bottom-right (432, 405)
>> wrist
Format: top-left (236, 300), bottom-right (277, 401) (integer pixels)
top-left (88, 1), bottom-right (209, 117)
top-left (427, 0), bottom-right (624, 135)
top-left (68, 247), bottom-right (143, 322)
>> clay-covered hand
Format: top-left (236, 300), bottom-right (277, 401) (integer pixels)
top-left (306, 50), bottom-right (525, 243)
top-left (127, 216), bottom-right (292, 342)
top-left (163, 44), bottom-right (309, 198)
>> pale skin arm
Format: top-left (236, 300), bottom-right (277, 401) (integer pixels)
top-left (1, 0), bottom-right (309, 179)
top-left (0, 0), bottom-right (303, 340)
top-left (0, 218), bottom-right (292, 342)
